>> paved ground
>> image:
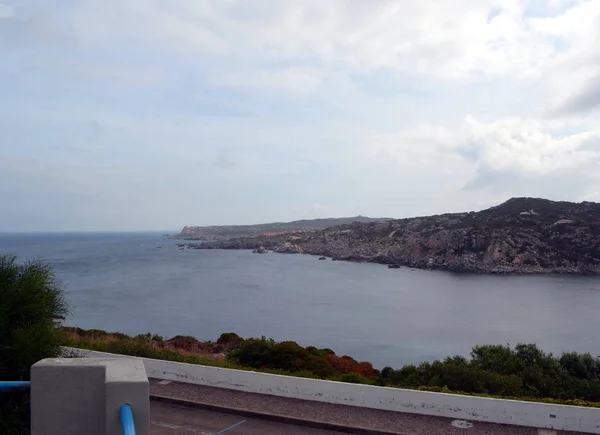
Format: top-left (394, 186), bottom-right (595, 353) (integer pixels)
top-left (150, 379), bottom-right (579, 435)
top-left (150, 401), bottom-right (353, 434)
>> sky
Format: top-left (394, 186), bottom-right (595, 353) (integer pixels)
top-left (1, 0), bottom-right (600, 231)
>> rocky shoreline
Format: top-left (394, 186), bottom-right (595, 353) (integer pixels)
top-left (185, 237), bottom-right (600, 275)
top-left (182, 198), bottom-right (600, 275)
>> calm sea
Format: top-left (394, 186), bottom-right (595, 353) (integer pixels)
top-left (2, 232), bottom-right (599, 368)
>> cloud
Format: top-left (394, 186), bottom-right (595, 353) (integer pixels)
top-left (362, 115), bottom-right (600, 202)
top-left (68, 0), bottom-right (553, 78)
top-left (459, 117), bottom-right (600, 175)
top-left (552, 74), bottom-right (600, 115)
top-left (1, 0), bottom-right (600, 230)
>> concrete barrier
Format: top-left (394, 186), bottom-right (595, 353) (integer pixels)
top-left (68, 347), bottom-right (600, 433)
top-left (31, 357), bottom-right (149, 435)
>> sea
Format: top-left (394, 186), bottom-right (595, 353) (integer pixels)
top-left (1, 231), bottom-right (600, 368)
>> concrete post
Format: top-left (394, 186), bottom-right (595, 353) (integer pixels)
top-left (31, 358), bottom-right (149, 435)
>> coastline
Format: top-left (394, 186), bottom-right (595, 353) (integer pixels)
top-left (176, 198), bottom-right (600, 276)
top-left (181, 243), bottom-right (600, 276)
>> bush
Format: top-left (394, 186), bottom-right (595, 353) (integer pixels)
top-left (0, 254), bottom-right (70, 435)
top-left (337, 373), bottom-right (372, 384)
top-left (560, 352), bottom-right (600, 380)
top-left (227, 339), bottom-right (337, 378)
top-left (217, 332), bottom-right (242, 345)
top-left (306, 346), bottom-right (334, 357)
top-left (325, 354), bottom-right (377, 379)
top-left (167, 335), bottom-right (200, 351)
top-left (228, 338), bottom-right (272, 368)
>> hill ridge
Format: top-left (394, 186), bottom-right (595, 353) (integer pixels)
top-left (187, 197), bottom-right (600, 275)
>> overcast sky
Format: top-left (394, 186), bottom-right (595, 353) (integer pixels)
top-left (1, 0), bottom-right (599, 231)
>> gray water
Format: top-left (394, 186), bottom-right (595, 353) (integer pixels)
top-left (1, 232), bottom-right (599, 368)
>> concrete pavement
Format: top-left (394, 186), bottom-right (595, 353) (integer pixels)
top-left (150, 400), bottom-right (354, 435)
top-left (150, 379), bottom-right (571, 435)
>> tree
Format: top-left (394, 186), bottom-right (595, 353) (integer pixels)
top-left (0, 254), bottom-right (70, 434)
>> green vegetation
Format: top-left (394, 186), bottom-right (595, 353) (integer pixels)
top-left (381, 344), bottom-right (600, 403)
top-left (65, 327), bottom-right (600, 408)
top-left (0, 254), bottom-right (70, 435)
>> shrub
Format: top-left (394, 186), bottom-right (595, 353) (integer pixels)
top-left (306, 346), bottom-right (334, 357)
top-left (560, 352), bottom-right (600, 380)
top-left (0, 254), bottom-right (70, 435)
top-left (228, 338), bottom-right (272, 368)
top-left (217, 332), bottom-right (243, 350)
top-left (471, 344), bottom-right (524, 375)
top-left (167, 335), bottom-right (200, 351)
top-left (228, 339), bottom-right (336, 378)
top-left (337, 373), bottom-right (372, 384)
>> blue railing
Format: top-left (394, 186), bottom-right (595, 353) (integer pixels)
top-left (0, 381), bottom-right (31, 392)
top-left (119, 404), bottom-right (136, 435)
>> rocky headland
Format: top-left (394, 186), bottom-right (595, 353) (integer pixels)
top-left (175, 216), bottom-right (388, 241)
top-left (185, 198), bottom-right (600, 274)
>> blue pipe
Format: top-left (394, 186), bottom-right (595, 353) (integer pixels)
top-left (0, 381), bottom-right (31, 392)
top-left (119, 404), bottom-right (136, 435)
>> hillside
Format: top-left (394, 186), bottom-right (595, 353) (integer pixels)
top-left (174, 216), bottom-right (388, 240)
top-left (188, 198), bottom-right (600, 274)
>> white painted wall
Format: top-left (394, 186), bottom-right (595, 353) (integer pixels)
top-left (68, 347), bottom-right (600, 433)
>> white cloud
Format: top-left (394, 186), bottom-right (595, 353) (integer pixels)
top-left (63, 0), bottom-right (600, 121)
top-left (68, 0), bottom-right (598, 80)
top-left (365, 116), bottom-right (600, 174)
top-left (461, 117), bottom-right (600, 174)
top-left (362, 115), bottom-right (600, 201)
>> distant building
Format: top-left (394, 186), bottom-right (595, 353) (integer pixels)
top-left (520, 209), bottom-right (538, 216)
top-left (554, 219), bottom-right (575, 225)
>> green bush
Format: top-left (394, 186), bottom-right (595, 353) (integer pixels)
top-left (337, 373), bottom-right (372, 384)
top-left (0, 254), bottom-right (70, 435)
top-left (217, 332), bottom-right (242, 345)
top-left (228, 338), bottom-right (272, 368)
top-left (227, 338), bottom-right (336, 378)
top-left (560, 352), bottom-right (600, 380)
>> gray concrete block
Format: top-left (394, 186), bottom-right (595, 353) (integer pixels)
top-left (105, 358), bottom-right (149, 435)
top-left (31, 358), bottom-right (149, 435)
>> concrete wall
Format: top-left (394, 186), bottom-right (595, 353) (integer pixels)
top-left (70, 348), bottom-right (600, 434)
top-left (31, 358), bottom-right (149, 435)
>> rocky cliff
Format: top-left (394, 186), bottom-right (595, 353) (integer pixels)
top-left (187, 198), bottom-right (600, 274)
top-left (175, 216), bottom-right (388, 240)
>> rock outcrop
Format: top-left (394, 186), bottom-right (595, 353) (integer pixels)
top-left (187, 198), bottom-right (600, 275)
top-left (272, 242), bottom-right (303, 254)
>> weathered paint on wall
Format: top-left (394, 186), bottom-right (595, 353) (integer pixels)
top-left (69, 348), bottom-right (600, 434)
